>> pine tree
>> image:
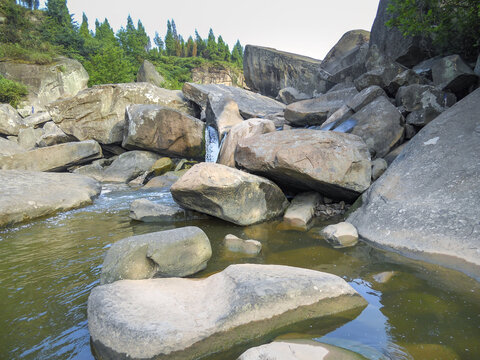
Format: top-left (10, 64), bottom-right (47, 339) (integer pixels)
top-left (194, 29), bottom-right (206, 58)
top-left (186, 36), bottom-right (194, 57)
top-left (231, 40), bottom-right (243, 66)
top-left (154, 31), bottom-right (164, 51)
top-left (164, 20), bottom-right (175, 56)
top-left (205, 28), bottom-right (217, 60)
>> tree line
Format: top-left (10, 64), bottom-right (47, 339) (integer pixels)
top-left (0, 0), bottom-right (244, 87)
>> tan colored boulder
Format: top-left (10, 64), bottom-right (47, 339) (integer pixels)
top-left (235, 130), bottom-right (371, 201)
top-left (283, 192), bottom-right (322, 230)
top-left (217, 118), bottom-right (276, 167)
top-left (0, 137), bottom-right (25, 156)
top-left (0, 104), bottom-right (25, 136)
top-left (206, 94), bottom-right (243, 139)
top-left (150, 157), bottom-right (173, 176)
top-left (123, 104), bottom-right (205, 160)
top-left (171, 162), bottom-right (289, 226)
top-left (0, 140), bottom-right (102, 172)
top-left (47, 83), bottom-right (197, 144)
top-left (136, 60), bottom-right (165, 87)
top-left (320, 222), bottom-right (359, 248)
top-left (223, 234), bottom-right (262, 255)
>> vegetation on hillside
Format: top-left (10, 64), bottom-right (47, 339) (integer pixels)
top-left (386, 0), bottom-right (480, 61)
top-left (0, 75), bottom-right (28, 107)
top-left (0, 0), bottom-right (244, 93)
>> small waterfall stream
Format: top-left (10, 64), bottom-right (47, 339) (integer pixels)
top-left (205, 125), bottom-right (221, 162)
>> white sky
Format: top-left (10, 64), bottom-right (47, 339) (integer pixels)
top-left (57, 0), bottom-right (380, 60)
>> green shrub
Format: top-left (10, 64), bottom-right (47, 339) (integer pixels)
top-left (0, 75), bottom-right (28, 107)
top-left (0, 42), bottom-right (59, 64)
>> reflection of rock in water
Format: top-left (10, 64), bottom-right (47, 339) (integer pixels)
top-left (205, 125), bottom-right (220, 162)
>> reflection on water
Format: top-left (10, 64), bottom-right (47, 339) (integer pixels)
top-left (0, 185), bottom-right (479, 359)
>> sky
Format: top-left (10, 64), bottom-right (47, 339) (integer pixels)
top-left (48, 0), bottom-right (380, 60)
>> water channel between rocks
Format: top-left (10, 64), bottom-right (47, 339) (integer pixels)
top-left (0, 184), bottom-right (479, 360)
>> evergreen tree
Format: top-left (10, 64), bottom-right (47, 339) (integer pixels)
top-left (194, 29), bottom-right (206, 58)
top-left (186, 36), bottom-right (194, 57)
top-left (164, 20), bottom-right (175, 56)
top-left (205, 28), bottom-right (217, 60)
top-left (217, 35), bottom-right (230, 61)
top-left (95, 18), bottom-right (116, 45)
top-left (117, 15), bottom-right (149, 63)
top-left (16, 0), bottom-right (39, 9)
top-left (231, 40), bottom-right (243, 66)
top-left (79, 13), bottom-right (90, 39)
top-left (154, 31), bottom-right (164, 51)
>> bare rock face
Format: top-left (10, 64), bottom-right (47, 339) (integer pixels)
top-left (0, 104), bottom-right (25, 136)
top-left (235, 130), bottom-right (371, 202)
top-left (0, 140), bottom-right (102, 172)
top-left (205, 94), bottom-right (243, 139)
top-left (243, 45), bottom-right (330, 98)
top-left (348, 88), bottom-right (480, 280)
top-left (122, 104), bottom-right (205, 160)
top-left (136, 60), bottom-right (165, 87)
top-left (182, 82), bottom-right (285, 119)
top-left (170, 162), bottom-right (289, 226)
top-left (284, 87), bottom-right (359, 126)
top-left (100, 227), bottom-right (212, 285)
top-left (47, 83), bottom-right (197, 144)
top-left (277, 87), bottom-right (311, 105)
top-left (0, 170), bottom-right (101, 227)
top-left (369, 0), bottom-right (431, 67)
top-left (88, 264), bottom-right (367, 360)
top-left (217, 118), bottom-right (276, 167)
top-left (191, 65), bottom-right (246, 87)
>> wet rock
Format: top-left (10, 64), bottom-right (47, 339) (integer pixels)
top-left (348, 88), bottom-right (480, 279)
top-left (432, 55), bottom-right (478, 97)
top-left (284, 87), bottom-right (358, 126)
top-left (372, 271), bottom-right (396, 284)
top-left (101, 151), bottom-right (160, 183)
top-left (217, 118), bottom-right (276, 167)
top-left (238, 340), bottom-right (365, 360)
top-left (171, 162), bottom-right (288, 226)
top-left (143, 172), bottom-right (181, 189)
top-left (48, 83), bottom-right (196, 144)
top-left (243, 45), bottom-right (328, 98)
top-left (350, 96), bottom-right (404, 158)
top-left (100, 226), bottom-right (212, 285)
top-left (277, 87), bottom-right (310, 105)
top-left (371, 158), bottom-right (388, 181)
top-left (0, 140), bottom-right (102, 172)
top-left (369, 0), bottom-right (431, 67)
top-left (0, 104), bottom-right (24, 136)
top-left (320, 222), bottom-right (359, 248)
top-left (182, 82), bottom-right (285, 119)
top-left (136, 60), bottom-right (165, 87)
top-left (223, 234), bottom-right (262, 255)
top-left (72, 157), bottom-right (115, 181)
top-left (36, 121), bottom-right (71, 147)
top-left (283, 192), bottom-right (322, 230)
top-left (150, 157), bottom-right (173, 176)
top-left (0, 137), bottom-right (25, 156)
top-left (205, 94), bottom-right (243, 139)
top-left (0, 170), bottom-right (100, 227)
top-left (174, 159), bottom-right (197, 171)
top-left (235, 130), bottom-right (371, 202)
top-left (129, 199), bottom-right (208, 222)
top-left (0, 57), bottom-right (88, 113)
top-left (88, 264), bottom-right (367, 360)
top-left (122, 105), bottom-right (205, 160)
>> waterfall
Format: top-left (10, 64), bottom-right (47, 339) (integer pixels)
top-left (205, 125), bottom-right (220, 162)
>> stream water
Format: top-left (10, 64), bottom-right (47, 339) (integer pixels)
top-left (1, 184), bottom-right (479, 360)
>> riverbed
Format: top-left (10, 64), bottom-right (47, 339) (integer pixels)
top-left (1, 185), bottom-right (479, 359)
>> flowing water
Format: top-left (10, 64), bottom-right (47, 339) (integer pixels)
top-left (1, 185), bottom-right (479, 360)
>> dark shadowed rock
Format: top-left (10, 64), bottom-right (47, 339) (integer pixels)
top-left (386, 69), bottom-right (431, 97)
top-left (432, 55), bottom-right (478, 97)
top-left (0, 140), bottom-right (102, 172)
top-left (277, 87), bottom-right (310, 105)
top-left (136, 60), bottom-right (165, 87)
top-left (171, 162), bottom-right (289, 226)
top-left (0, 170), bottom-right (100, 227)
top-left (100, 227), bottom-right (212, 285)
top-left (182, 82), bottom-right (285, 119)
top-left (235, 130), bottom-right (371, 201)
top-left (122, 105), bottom-right (205, 160)
top-left (101, 151), bottom-right (160, 183)
top-left (243, 45), bottom-right (330, 98)
top-left (369, 0), bottom-right (431, 67)
top-left (88, 264), bottom-right (366, 360)
top-left (348, 88), bottom-right (480, 280)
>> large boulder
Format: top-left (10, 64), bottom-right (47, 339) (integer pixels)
top-left (284, 87), bottom-right (358, 126)
top-left (122, 105), bottom-right (205, 160)
top-left (136, 60), bottom-right (165, 87)
top-left (0, 170), bottom-right (100, 227)
top-left (431, 55), bottom-right (478, 97)
top-left (182, 82), bottom-right (285, 119)
top-left (0, 57), bottom-right (88, 114)
top-left (0, 140), bottom-right (102, 171)
top-left (0, 104), bottom-right (24, 136)
top-left (238, 340), bottom-right (365, 360)
top-left (36, 121), bottom-right (72, 147)
top-left (170, 162), bottom-right (289, 226)
top-left (321, 30), bottom-right (370, 83)
top-left (243, 45), bottom-right (330, 98)
top-left (369, 0), bottom-right (431, 67)
top-left (0, 137), bottom-right (25, 156)
top-left (205, 94), bottom-right (244, 139)
top-left (350, 96), bottom-right (405, 158)
top-left (88, 264), bottom-right (367, 360)
top-left (47, 83), bottom-right (197, 144)
top-left (348, 88), bottom-right (480, 280)
top-left (235, 130), bottom-right (371, 201)
top-left (100, 227), bottom-right (212, 285)
top-left (101, 151), bottom-right (160, 183)
top-left (217, 118), bottom-right (276, 167)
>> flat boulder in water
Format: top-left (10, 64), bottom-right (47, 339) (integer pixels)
top-left (0, 170), bottom-right (101, 227)
top-left (88, 264), bottom-right (367, 360)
